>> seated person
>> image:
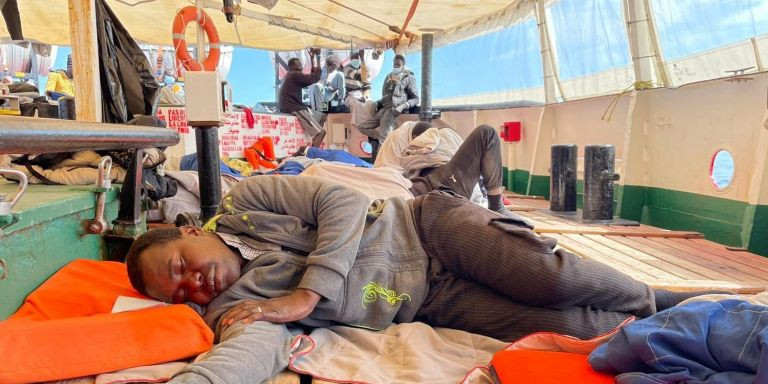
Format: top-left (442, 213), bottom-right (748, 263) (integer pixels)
top-left (157, 73), bottom-right (185, 106)
top-left (45, 54), bottom-right (75, 100)
top-left (308, 55), bottom-right (345, 113)
top-left (356, 54), bottom-right (419, 161)
top-left (278, 49), bottom-right (326, 148)
top-left (377, 121), bottom-right (512, 217)
top-left (126, 176), bottom-right (719, 384)
top-left (344, 51), bottom-right (376, 132)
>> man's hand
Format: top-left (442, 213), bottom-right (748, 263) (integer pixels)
top-left (220, 289), bottom-right (322, 326)
top-left (395, 104), bottom-right (407, 114)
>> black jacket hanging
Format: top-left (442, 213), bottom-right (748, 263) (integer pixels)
top-left (94, 0), bottom-right (161, 124)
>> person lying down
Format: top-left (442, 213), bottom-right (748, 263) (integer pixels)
top-left (125, 176), bottom-right (721, 384)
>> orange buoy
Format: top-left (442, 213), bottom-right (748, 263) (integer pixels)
top-left (172, 6), bottom-right (220, 71)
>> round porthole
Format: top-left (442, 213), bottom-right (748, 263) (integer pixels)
top-left (709, 149), bottom-right (734, 190)
top-left (360, 140), bottom-right (372, 155)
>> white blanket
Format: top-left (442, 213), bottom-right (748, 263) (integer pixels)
top-left (301, 162), bottom-right (414, 204)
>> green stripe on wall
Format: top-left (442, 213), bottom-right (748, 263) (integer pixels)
top-left (503, 168), bottom-right (549, 198)
top-left (502, 167), bottom-right (768, 256)
top-left (747, 204), bottom-right (768, 256)
top-left (640, 187), bottom-right (746, 247)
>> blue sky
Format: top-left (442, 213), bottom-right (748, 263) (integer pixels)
top-left (48, 0), bottom-right (768, 104)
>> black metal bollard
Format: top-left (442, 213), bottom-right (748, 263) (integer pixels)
top-left (583, 145), bottom-right (620, 221)
top-left (58, 97), bottom-right (76, 120)
top-left (550, 144), bottom-right (577, 212)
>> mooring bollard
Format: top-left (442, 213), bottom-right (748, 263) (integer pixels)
top-left (550, 144), bottom-right (577, 212)
top-left (583, 144), bottom-right (620, 221)
top-left (58, 97), bottom-right (76, 120)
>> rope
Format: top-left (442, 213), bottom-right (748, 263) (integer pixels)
top-left (285, 0), bottom-right (386, 40)
top-left (601, 81), bottom-right (658, 122)
top-left (327, 0), bottom-right (391, 28)
top-left (396, 0), bottom-right (420, 42)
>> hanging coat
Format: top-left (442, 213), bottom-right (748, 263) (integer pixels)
top-left (95, 0), bottom-right (160, 123)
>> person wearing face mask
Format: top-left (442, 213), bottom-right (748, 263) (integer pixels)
top-left (158, 72), bottom-right (185, 106)
top-left (344, 50), bottom-right (377, 134)
top-left (45, 54), bottom-right (75, 100)
top-left (356, 54), bottom-right (419, 161)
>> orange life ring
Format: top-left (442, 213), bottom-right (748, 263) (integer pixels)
top-left (172, 6), bottom-right (220, 71)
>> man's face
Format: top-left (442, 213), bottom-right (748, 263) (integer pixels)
top-left (139, 227), bottom-right (243, 306)
top-left (393, 58), bottom-right (405, 69)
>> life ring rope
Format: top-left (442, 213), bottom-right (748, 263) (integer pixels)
top-left (172, 6), bottom-right (220, 72)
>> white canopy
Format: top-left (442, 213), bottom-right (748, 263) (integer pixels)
top-left (0, 0), bottom-right (516, 51)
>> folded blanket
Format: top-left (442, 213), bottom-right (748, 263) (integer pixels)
top-left (589, 299), bottom-right (768, 384)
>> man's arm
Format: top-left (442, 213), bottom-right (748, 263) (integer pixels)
top-left (295, 69), bottom-right (323, 88)
top-left (224, 176), bottom-right (370, 302)
top-left (402, 76), bottom-right (420, 109)
top-left (169, 320), bottom-right (292, 384)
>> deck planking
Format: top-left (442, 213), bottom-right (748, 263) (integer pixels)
top-left (506, 194), bottom-right (768, 294)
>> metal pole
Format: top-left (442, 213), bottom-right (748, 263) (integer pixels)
top-left (0, 116), bottom-right (179, 154)
top-left (420, 33), bottom-right (432, 122)
top-left (196, 0), bottom-right (206, 65)
top-left (195, 127), bottom-right (221, 222)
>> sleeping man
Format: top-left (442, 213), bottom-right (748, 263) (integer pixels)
top-left (126, 176), bottom-right (718, 384)
top-left (377, 121), bottom-right (514, 216)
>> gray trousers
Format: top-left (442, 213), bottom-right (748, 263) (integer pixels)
top-left (411, 124), bottom-right (503, 199)
top-left (411, 191), bottom-right (655, 341)
top-left (356, 106), bottom-right (397, 141)
top-left (292, 109), bottom-right (325, 138)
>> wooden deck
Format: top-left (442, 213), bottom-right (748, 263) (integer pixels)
top-left (507, 195), bottom-right (768, 294)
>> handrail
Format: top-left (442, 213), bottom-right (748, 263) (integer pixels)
top-left (0, 116), bottom-right (179, 154)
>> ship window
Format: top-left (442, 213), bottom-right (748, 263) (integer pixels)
top-left (710, 150), bottom-right (734, 190)
top-left (360, 140), bottom-right (372, 155)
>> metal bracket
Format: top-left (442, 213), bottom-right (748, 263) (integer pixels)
top-left (85, 157), bottom-right (113, 234)
top-left (0, 169), bottom-right (27, 231)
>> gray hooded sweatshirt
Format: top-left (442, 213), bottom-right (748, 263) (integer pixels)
top-left (170, 175), bottom-right (430, 384)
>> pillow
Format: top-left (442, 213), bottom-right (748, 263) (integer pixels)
top-left (0, 259), bottom-right (213, 384)
top-left (490, 350), bottom-right (614, 384)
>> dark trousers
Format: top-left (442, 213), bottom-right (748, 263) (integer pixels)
top-left (410, 124), bottom-right (503, 199)
top-left (411, 191), bottom-right (655, 341)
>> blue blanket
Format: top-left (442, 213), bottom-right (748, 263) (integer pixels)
top-left (306, 147), bottom-right (372, 168)
top-left (589, 299), bottom-right (768, 384)
top-left (180, 153), bottom-right (243, 177)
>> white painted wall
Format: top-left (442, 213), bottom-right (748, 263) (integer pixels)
top-left (452, 72), bottom-right (768, 206)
